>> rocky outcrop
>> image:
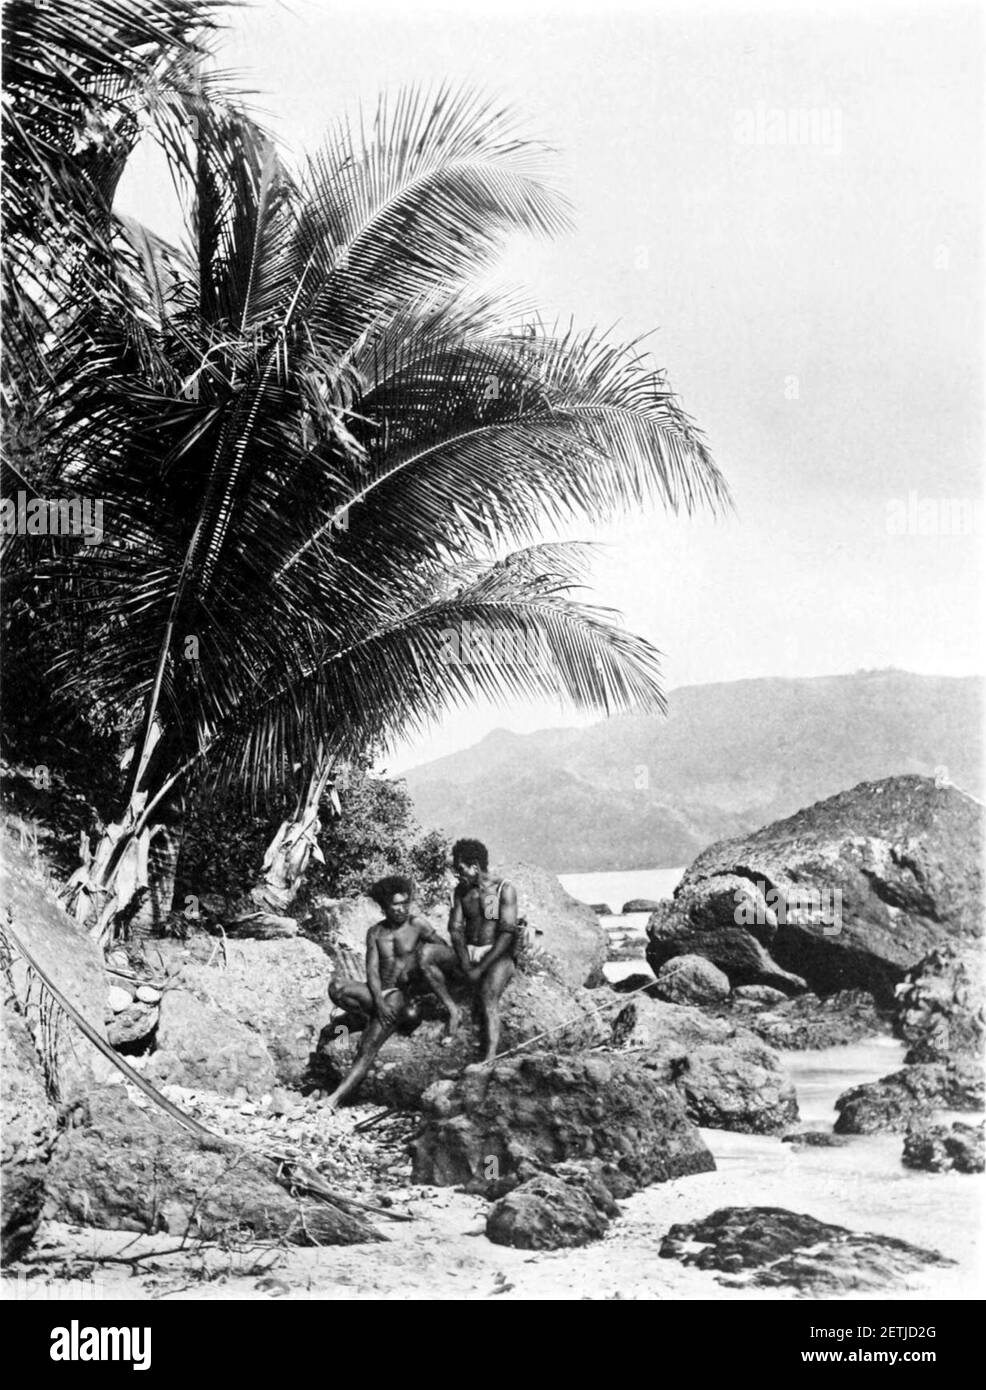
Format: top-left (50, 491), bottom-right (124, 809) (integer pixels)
top-left (146, 989), bottom-right (278, 1098)
top-left (647, 778), bottom-right (984, 1006)
top-left (309, 973), bottom-right (612, 1108)
top-left (611, 996), bottom-right (798, 1134)
top-left (1, 1000), bottom-right (59, 1263)
top-left (43, 1084), bottom-right (380, 1245)
top-left (647, 893), bottom-right (806, 995)
top-left (622, 899), bottom-right (662, 914)
top-left (411, 1051), bottom-right (715, 1196)
top-left (834, 1061), bottom-right (984, 1135)
top-left (902, 1121), bottom-right (985, 1173)
top-left (0, 830), bottom-right (114, 1101)
top-left (152, 937), bottom-right (334, 1086)
top-left (894, 947), bottom-right (985, 1064)
top-left (659, 1206), bottom-right (953, 1292)
top-left (486, 1168), bottom-right (619, 1249)
top-left (739, 989), bottom-right (888, 1050)
top-left (653, 954), bottom-right (730, 1005)
top-left (312, 860), bottom-right (608, 990)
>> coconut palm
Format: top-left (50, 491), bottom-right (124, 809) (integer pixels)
top-left (8, 81), bottom-right (729, 940)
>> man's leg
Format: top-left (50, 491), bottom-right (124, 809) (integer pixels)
top-left (477, 957), bottom-right (515, 1063)
top-left (328, 977), bottom-right (374, 1025)
top-left (324, 992), bottom-right (405, 1108)
top-left (417, 942), bottom-right (464, 1036)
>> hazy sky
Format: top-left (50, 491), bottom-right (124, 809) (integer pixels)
top-left (119, 0), bottom-right (984, 773)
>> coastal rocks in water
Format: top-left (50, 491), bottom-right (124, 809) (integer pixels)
top-left (653, 954), bottom-right (730, 1005)
top-left (648, 777), bottom-right (984, 1006)
top-left (742, 989), bottom-right (887, 1050)
top-left (647, 892), bottom-right (806, 995)
top-left (834, 1062), bottom-right (984, 1135)
top-left (894, 947), bottom-right (985, 1064)
top-left (781, 1131), bottom-right (849, 1148)
top-left (1, 1001), bottom-right (59, 1263)
top-left (310, 973), bottom-right (611, 1109)
top-left (486, 1169), bottom-right (618, 1250)
top-left (146, 989), bottom-right (278, 1098)
top-left (611, 996), bottom-right (798, 1134)
top-left (43, 1084), bottom-right (379, 1245)
top-left (411, 1051), bottom-right (715, 1197)
top-left (590, 903), bottom-right (613, 917)
top-left (106, 1001), bottom-right (158, 1052)
top-left (902, 1121), bottom-right (985, 1174)
top-left (622, 898), bottom-right (662, 914)
top-left (149, 936), bottom-right (333, 1087)
top-left (659, 1206), bottom-right (952, 1292)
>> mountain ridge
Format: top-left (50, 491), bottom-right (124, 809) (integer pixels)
top-left (400, 671), bottom-right (984, 872)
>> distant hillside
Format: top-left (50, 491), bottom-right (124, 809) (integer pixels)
top-left (400, 671), bottom-right (984, 872)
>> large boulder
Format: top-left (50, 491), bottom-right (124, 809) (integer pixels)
top-left (611, 996), bottom-right (798, 1134)
top-left (894, 946), bottom-right (985, 1064)
top-left (653, 954), bottom-right (730, 1005)
top-left (43, 1084), bottom-right (379, 1245)
top-left (659, 1206), bottom-right (953, 1293)
top-left (146, 989), bottom-right (278, 1098)
top-left (312, 860), bottom-right (608, 990)
top-left (834, 1061), bottom-right (984, 1135)
top-left (902, 1121), bottom-right (985, 1173)
top-left (410, 1051), bottom-right (715, 1196)
top-left (310, 972), bottom-right (612, 1108)
top-left (0, 829), bottom-right (114, 1101)
top-left (154, 937), bottom-right (335, 1086)
top-left (486, 1169), bottom-right (618, 1250)
top-left (739, 989), bottom-right (887, 1050)
top-left (647, 777), bottom-right (984, 1006)
top-left (1, 1000), bottom-right (59, 1263)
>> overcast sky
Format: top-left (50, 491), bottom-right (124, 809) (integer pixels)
top-left (119, 0), bottom-right (984, 773)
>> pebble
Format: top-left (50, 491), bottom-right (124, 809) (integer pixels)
top-left (135, 985), bottom-right (162, 1004)
top-left (107, 986), bottom-right (132, 1013)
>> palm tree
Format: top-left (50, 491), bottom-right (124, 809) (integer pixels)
top-left (7, 79), bottom-right (729, 942)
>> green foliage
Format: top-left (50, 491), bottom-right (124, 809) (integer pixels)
top-left (175, 766), bottom-right (450, 909)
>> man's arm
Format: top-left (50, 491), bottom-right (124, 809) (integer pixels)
top-left (448, 890), bottom-right (471, 973)
top-left (472, 882), bottom-right (518, 979)
top-left (365, 927), bottom-right (397, 1025)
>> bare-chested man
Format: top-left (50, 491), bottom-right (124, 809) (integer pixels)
top-left (324, 875), bottom-right (443, 1108)
top-left (418, 837), bottom-right (519, 1063)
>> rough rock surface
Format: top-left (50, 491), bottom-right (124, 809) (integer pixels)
top-left (106, 1002), bottom-right (158, 1051)
top-left (43, 1084), bottom-right (380, 1245)
top-left (739, 989), bottom-right (888, 1050)
top-left (611, 996), bottom-right (798, 1134)
top-left (834, 1062), bottom-right (984, 1135)
top-left (659, 1206), bottom-right (953, 1292)
top-left (1, 1001), bottom-right (59, 1263)
top-left (312, 860), bottom-right (608, 990)
top-left (309, 972), bottom-right (612, 1108)
top-left (653, 954), bottom-right (731, 1005)
top-left (486, 1170), bottom-right (617, 1249)
top-left (0, 830), bottom-right (114, 1100)
top-left (147, 936), bottom-right (334, 1086)
top-left (647, 777), bottom-right (984, 1005)
top-left (622, 898), bottom-right (662, 914)
top-left (411, 1051), bottom-right (715, 1197)
top-left (731, 984), bottom-right (790, 1007)
top-left (894, 947), bottom-right (985, 1064)
top-left (902, 1120), bottom-right (985, 1173)
top-left (146, 989), bottom-right (278, 1097)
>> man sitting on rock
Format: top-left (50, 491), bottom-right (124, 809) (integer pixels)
top-left (324, 875), bottom-right (443, 1109)
top-left (418, 838), bottom-right (520, 1063)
